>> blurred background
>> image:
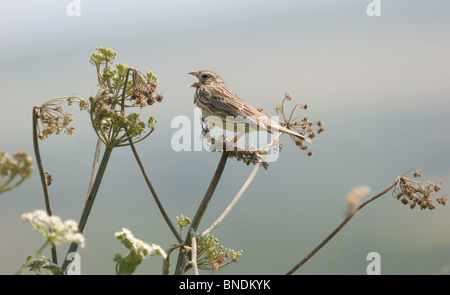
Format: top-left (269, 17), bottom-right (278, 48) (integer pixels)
top-left (0, 0), bottom-right (449, 274)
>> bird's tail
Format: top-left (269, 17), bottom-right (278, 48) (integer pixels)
top-left (275, 124), bottom-right (311, 143)
top-left (259, 115), bottom-right (311, 143)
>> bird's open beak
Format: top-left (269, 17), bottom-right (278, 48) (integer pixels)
top-left (188, 72), bottom-right (199, 87)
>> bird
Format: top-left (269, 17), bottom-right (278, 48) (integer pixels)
top-left (189, 70), bottom-right (311, 142)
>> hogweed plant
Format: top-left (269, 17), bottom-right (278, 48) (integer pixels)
top-left (0, 151), bottom-right (33, 195)
top-left (16, 210), bottom-right (85, 275)
top-left (114, 228), bottom-right (166, 275)
top-left (6, 46), bottom-right (446, 275)
top-left (61, 47), bottom-right (164, 271)
top-left (32, 96), bottom-right (89, 264)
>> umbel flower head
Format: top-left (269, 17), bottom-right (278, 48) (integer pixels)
top-left (114, 228), bottom-right (166, 275)
top-left (393, 173), bottom-right (446, 210)
top-left (89, 47), bottom-right (163, 147)
top-left (34, 96), bottom-right (89, 140)
top-left (275, 93), bottom-right (324, 156)
top-left (177, 215), bottom-right (191, 230)
top-left (21, 210), bottom-right (85, 247)
top-left (0, 151), bottom-right (33, 194)
top-left (183, 234), bottom-right (243, 272)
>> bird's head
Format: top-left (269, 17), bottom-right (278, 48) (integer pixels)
top-left (189, 70), bottom-right (225, 88)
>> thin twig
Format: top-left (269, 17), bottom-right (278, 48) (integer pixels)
top-left (285, 178), bottom-right (400, 275)
top-left (203, 163), bottom-right (260, 236)
top-left (189, 228), bottom-right (199, 275)
top-left (174, 151), bottom-right (229, 274)
top-left (32, 107), bottom-right (58, 264)
top-left (128, 142), bottom-right (183, 243)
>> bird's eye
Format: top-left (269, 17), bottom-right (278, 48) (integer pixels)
top-left (201, 74), bottom-right (208, 79)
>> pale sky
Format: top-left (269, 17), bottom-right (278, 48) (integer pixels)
top-left (1, 0), bottom-right (449, 274)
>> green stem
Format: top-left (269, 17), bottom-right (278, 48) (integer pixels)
top-left (1, 171), bottom-right (18, 188)
top-left (128, 142), bottom-right (183, 243)
top-left (61, 144), bottom-right (114, 272)
top-left (86, 139), bottom-right (102, 197)
top-left (174, 152), bottom-right (228, 275)
top-left (15, 240), bottom-right (50, 275)
top-left (0, 175), bottom-right (26, 194)
top-left (32, 107), bottom-right (58, 264)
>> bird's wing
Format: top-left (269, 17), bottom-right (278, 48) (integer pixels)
top-left (207, 85), bottom-right (268, 129)
top-left (202, 85), bottom-right (311, 142)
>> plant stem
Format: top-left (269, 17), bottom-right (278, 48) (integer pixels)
top-left (202, 163), bottom-right (260, 236)
top-left (128, 141), bottom-right (183, 243)
top-left (0, 177), bottom-right (26, 194)
top-left (190, 152), bottom-right (228, 232)
top-left (189, 228), bottom-right (199, 275)
top-left (15, 240), bottom-right (50, 275)
top-left (119, 67), bottom-right (182, 243)
top-left (86, 138), bottom-right (102, 198)
top-left (32, 107), bottom-right (58, 264)
top-left (78, 146), bottom-right (113, 233)
top-left (285, 179), bottom-right (399, 275)
top-left (61, 145), bottom-right (114, 272)
top-left (174, 152), bottom-right (228, 275)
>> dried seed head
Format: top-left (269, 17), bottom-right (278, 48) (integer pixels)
top-left (393, 175), bottom-right (446, 210)
top-left (436, 196), bottom-right (447, 205)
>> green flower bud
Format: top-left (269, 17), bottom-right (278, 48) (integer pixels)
top-left (147, 70), bottom-right (158, 82)
top-left (116, 62), bottom-right (129, 78)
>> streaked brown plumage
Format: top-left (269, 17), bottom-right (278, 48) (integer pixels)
top-left (189, 70), bottom-right (311, 142)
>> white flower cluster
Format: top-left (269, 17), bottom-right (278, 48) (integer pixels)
top-left (22, 210), bottom-right (85, 247)
top-left (115, 228), bottom-right (167, 259)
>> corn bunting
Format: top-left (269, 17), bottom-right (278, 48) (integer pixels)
top-left (189, 70), bottom-right (311, 142)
